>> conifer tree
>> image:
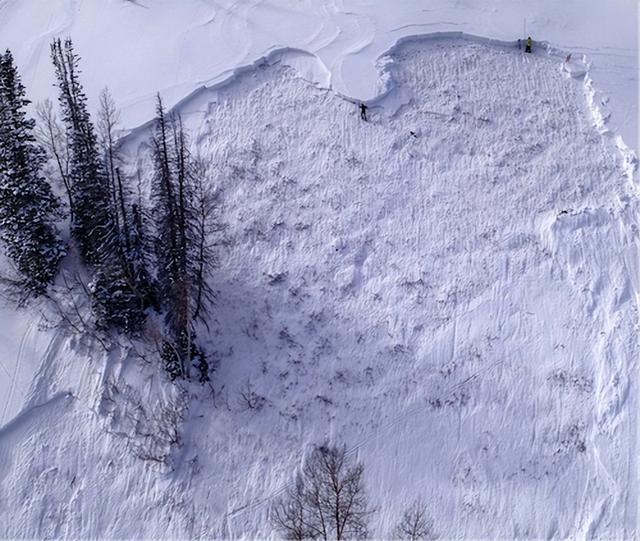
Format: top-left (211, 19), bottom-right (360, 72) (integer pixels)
top-left (97, 89), bottom-right (158, 315)
top-left (50, 39), bottom-right (148, 333)
top-left (0, 50), bottom-right (64, 298)
top-left (127, 200), bottom-right (158, 310)
top-left (151, 95), bottom-right (214, 381)
top-left (50, 38), bottom-right (115, 266)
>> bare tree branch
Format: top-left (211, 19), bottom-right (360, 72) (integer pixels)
top-left (394, 499), bottom-right (437, 540)
top-left (35, 99), bottom-right (73, 219)
top-left (271, 444), bottom-right (371, 540)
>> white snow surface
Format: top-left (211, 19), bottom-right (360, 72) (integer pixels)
top-left (0, 0), bottom-right (637, 151)
top-left (0, 34), bottom-right (638, 538)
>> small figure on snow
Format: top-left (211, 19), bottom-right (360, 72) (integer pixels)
top-left (359, 102), bottom-right (368, 121)
top-left (565, 53), bottom-right (572, 64)
top-left (525, 36), bottom-right (532, 53)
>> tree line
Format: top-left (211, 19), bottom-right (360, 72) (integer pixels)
top-left (0, 40), bottom-right (216, 382)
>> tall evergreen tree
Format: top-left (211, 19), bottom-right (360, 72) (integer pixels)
top-left (97, 89), bottom-right (158, 314)
top-left (151, 95), bottom-right (214, 381)
top-left (0, 50), bottom-right (64, 298)
top-left (50, 39), bottom-right (148, 334)
top-left (50, 38), bottom-right (114, 265)
top-left (127, 199), bottom-right (158, 311)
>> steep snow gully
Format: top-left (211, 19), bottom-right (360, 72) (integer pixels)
top-left (0, 36), bottom-right (638, 539)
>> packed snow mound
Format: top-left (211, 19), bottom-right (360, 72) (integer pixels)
top-left (0, 38), bottom-right (638, 539)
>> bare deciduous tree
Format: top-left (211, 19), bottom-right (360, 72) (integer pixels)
top-left (36, 99), bottom-right (72, 217)
top-left (271, 444), bottom-right (370, 540)
top-left (97, 87), bottom-right (128, 243)
top-left (237, 378), bottom-right (266, 411)
top-left (394, 499), bottom-right (436, 540)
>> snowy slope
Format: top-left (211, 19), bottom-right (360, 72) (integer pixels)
top-left (0, 0), bottom-right (636, 150)
top-left (0, 0), bottom-right (637, 432)
top-left (0, 36), bottom-right (637, 539)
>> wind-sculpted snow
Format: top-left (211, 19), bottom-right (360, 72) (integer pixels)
top-left (0, 0), bottom-right (636, 149)
top-left (1, 37), bottom-right (635, 539)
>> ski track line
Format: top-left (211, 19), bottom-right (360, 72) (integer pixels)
top-left (21, 0), bottom-right (77, 89)
top-left (0, 319), bottom-right (35, 426)
top-left (24, 328), bottom-right (68, 410)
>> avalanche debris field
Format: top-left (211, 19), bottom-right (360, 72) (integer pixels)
top-left (1, 38), bottom-right (637, 539)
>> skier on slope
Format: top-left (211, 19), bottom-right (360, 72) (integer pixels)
top-left (525, 36), bottom-right (532, 53)
top-left (360, 103), bottom-right (368, 121)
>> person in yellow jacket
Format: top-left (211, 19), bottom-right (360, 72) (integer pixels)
top-left (525, 36), bottom-right (532, 53)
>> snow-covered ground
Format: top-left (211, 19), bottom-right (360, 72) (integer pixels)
top-left (0, 34), bottom-right (637, 538)
top-left (0, 0), bottom-right (637, 429)
top-left (0, 0), bottom-right (636, 151)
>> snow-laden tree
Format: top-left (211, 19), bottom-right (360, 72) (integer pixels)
top-left (50, 39), bottom-right (149, 333)
top-left (50, 38), bottom-right (114, 266)
top-left (94, 88), bottom-right (158, 326)
top-left (0, 49), bottom-right (64, 299)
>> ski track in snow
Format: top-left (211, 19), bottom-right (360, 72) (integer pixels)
top-left (0, 33), bottom-right (637, 539)
top-left (0, 320), bottom-right (34, 425)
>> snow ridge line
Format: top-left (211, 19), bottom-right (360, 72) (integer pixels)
top-left (575, 31), bottom-right (639, 539)
top-left (543, 37), bottom-right (639, 539)
top-left (0, 391), bottom-right (71, 441)
top-left (582, 70), bottom-right (638, 186)
top-left (117, 47), bottom-right (332, 150)
top-left (120, 34), bottom-right (536, 143)
top-left (117, 32), bottom-right (636, 178)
